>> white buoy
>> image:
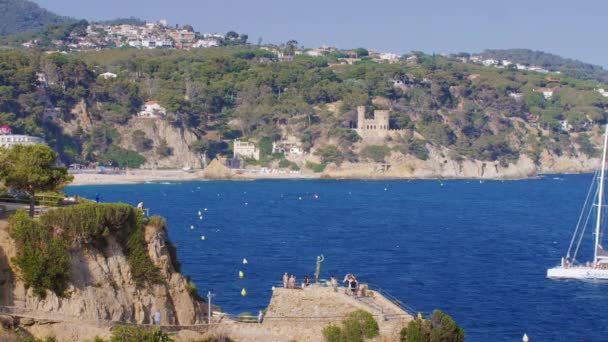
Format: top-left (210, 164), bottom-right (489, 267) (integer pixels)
top-left (298, 197), bottom-right (302, 200)
top-left (204, 208), bottom-right (208, 211)
top-left (199, 215), bottom-right (203, 220)
top-left (522, 333), bottom-right (529, 342)
top-left (271, 286), bottom-right (275, 291)
top-left (242, 258), bottom-right (248, 265)
top-left (198, 210), bottom-right (202, 216)
top-left (190, 225), bottom-right (194, 230)
top-left (201, 235), bottom-right (205, 240)
top-left (384, 187), bottom-right (388, 191)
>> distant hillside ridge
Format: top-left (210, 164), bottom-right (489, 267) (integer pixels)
top-left (480, 48), bottom-right (608, 84)
top-left (0, 0), bottom-right (72, 35)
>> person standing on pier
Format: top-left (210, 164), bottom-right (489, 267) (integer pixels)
top-left (283, 272), bottom-right (289, 288)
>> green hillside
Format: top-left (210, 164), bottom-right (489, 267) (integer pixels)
top-left (0, 47), bottom-right (606, 170)
top-left (480, 48), bottom-right (608, 84)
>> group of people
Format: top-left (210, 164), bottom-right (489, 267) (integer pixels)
top-left (342, 274), bottom-right (359, 296)
top-left (282, 272), bottom-right (311, 289)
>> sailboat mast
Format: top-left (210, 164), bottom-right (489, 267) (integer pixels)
top-left (594, 124), bottom-right (608, 266)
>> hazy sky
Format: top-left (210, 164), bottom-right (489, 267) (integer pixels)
top-left (36, 0), bottom-right (608, 67)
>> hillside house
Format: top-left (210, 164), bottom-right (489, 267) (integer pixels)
top-left (0, 125), bottom-right (45, 148)
top-left (272, 137), bottom-right (304, 155)
top-left (598, 89), bottom-right (608, 97)
top-left (138, 101), bottom-right (166, 118)
top-left (233, 140), bottom-right (260, 160)
top-left (533, 88), bottom-right (554, 99)
top-left (99, 72), bottom-right (117, 80)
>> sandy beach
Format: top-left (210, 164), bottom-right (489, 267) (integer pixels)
top-left (69, 169), bottom-right (319, 185)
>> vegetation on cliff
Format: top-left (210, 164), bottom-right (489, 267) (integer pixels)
top-left (0, 144), bottom-right (72, 216)
top-left (400, 310), bottom-right (464, 342)
top-left (322, 309), bottom-right (380, 342)
top-left (480, 48), bottom-right (608, 84)
top-left (8, 203), bottom-right (162, 297)
top-left (1, 46), bottom-right (607, 170)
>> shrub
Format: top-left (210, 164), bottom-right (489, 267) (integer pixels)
top-left (429, 310), bottom-right (464, 342)
top-left (314, 145), bottom-right (344, 165)
top-left (9, 210), bottom-right (71, 297)
top-left (9, 203), bottom-right (163, 297)
top-left (98, 145), bottom-right (146, 167)
top-left (360, 145), bottom-right (391, 163)
top-left (156, 139), bottom-right (173, 158)
top-left (132, 129), bottom-right (152, 152)
top-left (110, 326), bottom-right (171, 342)
top-left (400, 310), bottom-right (464, 342)
top-left (322, 323), bottom-right (342, 342)
top-left (306, 161), bottom-right (326, 173)
top-left (408, 139), bottom-right (429, 160)
top-left (343, 309), bottom-right (379, 340)
top-left (322, 309), bottom-right (379, 342)
top-left (575, 133), bottom-right (598, 157)
top-left (185, 280), bottom-right (205, 301)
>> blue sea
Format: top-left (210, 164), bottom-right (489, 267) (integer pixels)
top-left (66, 175), bottom-right (608, 341)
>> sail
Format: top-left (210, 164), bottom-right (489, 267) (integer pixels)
top-left (596, 245), bottom-right (608, 258)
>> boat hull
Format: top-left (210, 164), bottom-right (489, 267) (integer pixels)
top-left (547, 266), bottom-right (608, 280)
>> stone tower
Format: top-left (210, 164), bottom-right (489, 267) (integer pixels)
top-left (357, 106), bottom-right (366, 130)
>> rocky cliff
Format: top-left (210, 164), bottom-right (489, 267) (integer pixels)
top-left (0, 210), bottom-right (209, 340)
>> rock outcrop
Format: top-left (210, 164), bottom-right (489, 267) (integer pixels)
top-left (0, 218), bottom-right (208, 334)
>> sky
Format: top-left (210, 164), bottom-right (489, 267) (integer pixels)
top-left (36, 0), bottom-right (608, 67)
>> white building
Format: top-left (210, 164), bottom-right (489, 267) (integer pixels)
top-left (272, 138), bottom-right (304, 156)
top-left (305, 49), bottom-right (323, 57)
top-left (233, 139), bottom-right (260, 160)
top-left (138, 101), bottom-right (166, 118)
top-left (533, 88), bottom-right (554, 99)
top-left (0, 125), bottom-right (45, 148)
top-left (482, 59), bottom-right (498, 67)
top-left (378, 52), bottom-right (400, 63)
top-left (99, 72), bottom-right (117, 80)
top-left (508, 92), bottom-right (523, 100)
top-left (193, 39), bottom-right (220, 48)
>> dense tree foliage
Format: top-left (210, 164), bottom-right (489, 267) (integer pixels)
top-left (400, 310), bottom-right (464, 342)
top-left (8, 203), bottom-right (163, 298)
top-left (0, 47), bottom-right (606, 168)
top-left (481, 48), bottom-right (608, 84)
top-left (0, 144), bottom-right (72, 216)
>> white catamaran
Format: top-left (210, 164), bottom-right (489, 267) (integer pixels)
top-left (547, 124), bottom-right (608, 279)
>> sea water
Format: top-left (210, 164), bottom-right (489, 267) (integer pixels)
top-left (66, 175), bottom-right (608, 341)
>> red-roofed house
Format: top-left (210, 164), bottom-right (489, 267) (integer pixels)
top-left (0, 125), bottom-right (11, 135)
top-left (138, 101), bottom-right (166, 118)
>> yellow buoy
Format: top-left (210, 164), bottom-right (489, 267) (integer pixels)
top-left (201, 235), bottom-right (205, 240)
top-left (238, 271), bottom-right (244, 279)
top-left (241, 288), bottom-right (247, 296)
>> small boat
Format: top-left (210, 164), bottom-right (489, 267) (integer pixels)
top-left (182, 166), bottom-right (193, 172)
top-left (547, 124), bottom-right (608, 280)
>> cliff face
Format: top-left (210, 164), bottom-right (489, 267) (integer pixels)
top-left (117, 119), bottom-right (202, 169)
top-left (320, 149), bottom-right (599, 180)
top-left (0, 219), bottom-right (206, 326)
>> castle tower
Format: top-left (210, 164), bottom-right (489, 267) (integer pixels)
top-left (375, 110), bottom-right (389, 130)
top-left (357, 106), bottom-right (366, 130)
